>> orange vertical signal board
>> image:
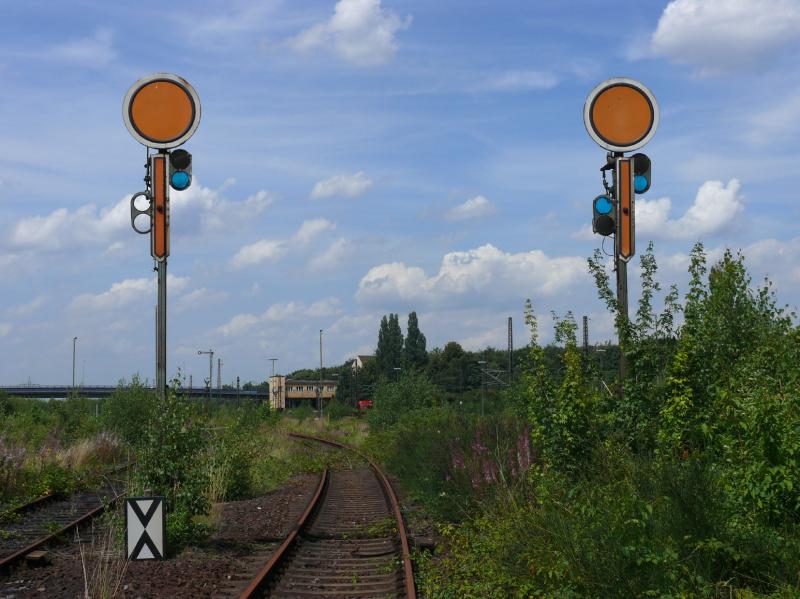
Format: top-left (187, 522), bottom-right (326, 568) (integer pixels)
top-left (616, 157), bottom-right (634, 261)
top-left (151, 155), bottom-right (169, 260)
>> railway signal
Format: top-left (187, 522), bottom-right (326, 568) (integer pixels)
top-left (584, 77), bottom-right (658, 388)
top-left (592, 194), bottom-right (615, 236)
top-left (123, 73), bottom-right (201, 401)
top-left (632, 152), bottom-right (651, 194)
top-left (169, 149), bottom-right (192, 191)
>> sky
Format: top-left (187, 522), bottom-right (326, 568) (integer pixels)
top-left (1, 0), bottom-right (800, 386)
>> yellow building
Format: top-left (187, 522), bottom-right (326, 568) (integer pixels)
top-left (268, 375), bottom-right (338, 411)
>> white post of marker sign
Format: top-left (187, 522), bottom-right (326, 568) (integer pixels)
top-left (125, 497), bottom-right (166, 560)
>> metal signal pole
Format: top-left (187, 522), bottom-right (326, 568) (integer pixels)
top-left (616, 259), bottom-right (629, 384)
top-left (156, 250), bottom-right (167, 399)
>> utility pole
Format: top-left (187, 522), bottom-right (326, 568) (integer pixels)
top-left (236, 376), bottom-right (240, 408)
top-left (217, 358), bottom-right (223, 390)
top-left (477, 360), bottom-right (487, 416)
top-left (507, 317), bottom-right (513, 384)
top-left (318, 329), bottom-right (323, 418)
top-left (198, 350), bottom-right (213, 410)
top-left (72, 336), bottom-right (78, 390)
top-left (353, 360), bottom-right (358, 407)
top-left (269, 358), bottom-right (278, 411)
top-left (583, 315), bottom-right (589, 357)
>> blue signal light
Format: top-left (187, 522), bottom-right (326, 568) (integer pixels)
top-left (594, 195), bottom-right (613, 215)
top-left (634, 175), bottom-right (649, 193)
top-left (170, 171), bottom-right (191, 190)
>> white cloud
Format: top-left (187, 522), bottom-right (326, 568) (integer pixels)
top-left (308, 297), bottom-right (343, 318)
top-left (171, 184), bottom-right (276, 233)
top-left (445, 196), bottom-right (496, 221)
top-left (0, 254), bottom-right (18, 271)
top-left (9, 199), bottom-right (129, 252)
top-left (50, 28), bottom-right (116, 67)
top-left (262, 302), bottom-right (302, 322)
top-left (216, 313), bottom-right (261, 337)
top-left (746, 90), bottom-right (800, 146)
top-left (230, 219), bottom-right (335, 269)
top-left (309, 238), bottom-right (354, 271)
top-left (637, 179), bottom-right (744, 240)
top-left (357, 244), bottom-right (587, 307)
top-left (293, 219), bottom-right (336, 245)
top-left (69, 275), bottom-right (190, 312)
top-left (230, 239), bottom-right (287, 269)
top-left (290, 0), bottom-right (412, 67)
top-left (482, 70), bottom-right (559, 91)
top-left (651, 0), bottom-right (800, 74)
top-left (311, 172), bottom-right (373, 199)
top-left (6, 296), bottom-right (45, 318)
top-left (217, 297), bottom-right (342, 336)
top-left (175, 288), bottom-right (229, 314)
top-left (0, 322), bottom-right (12, 337)
top-left (329, 313), bottom-right (377, 335)
top-left (6, 182), bottom-right (276, 254)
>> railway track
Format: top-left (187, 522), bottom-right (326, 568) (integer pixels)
top-left (235, 432), bottom-right (416, 599)
top-left (0, 467), bottom-right (127, 572)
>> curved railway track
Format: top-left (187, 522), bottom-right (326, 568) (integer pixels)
top-left (0, 467), bottom-right (128, 572)
top-left (237, 432), bottom-right (416, 599)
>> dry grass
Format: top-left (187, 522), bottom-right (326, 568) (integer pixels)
top-left (77, 516), bottom-right (129, 599)
top-left (58, 432), bottom-right (123, 471)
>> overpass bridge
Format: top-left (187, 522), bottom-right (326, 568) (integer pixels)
top-left (0, 385), bottom-right (269, 403)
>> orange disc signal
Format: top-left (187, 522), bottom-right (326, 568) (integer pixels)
top-left (123, 73), bottom-right (201, 149)
top-left (584, 78), bottom-right (658, 153)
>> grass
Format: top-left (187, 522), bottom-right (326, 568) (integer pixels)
top-left (77, 514), bottom-right (129, 599)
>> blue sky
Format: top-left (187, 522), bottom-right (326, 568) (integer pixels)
top-left (2, 0), bottom-right (800, 385)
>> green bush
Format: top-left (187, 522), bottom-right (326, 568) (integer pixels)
top-left (101, 376), bottom-right (157, 445)
top-left (206, 428), bottom-right (254, 502)
top-left (325, 400), bottom-right (354, 420)
top-left (367, 369), bottom-right (441, 430)
top-left (134, 382), bottom-right (209, 551)
top-left (290, 404), bottom-right (315, 421)
top-left (386, 243), bottom-right (800, 597)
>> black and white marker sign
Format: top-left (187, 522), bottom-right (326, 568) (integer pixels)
top-left (125, 497), bottom-right (165, 560)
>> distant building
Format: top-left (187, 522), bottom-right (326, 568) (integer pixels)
top-left (268, 375), bottom-right (338, 410)
top-left (352, 355), bottom-right (374, 370)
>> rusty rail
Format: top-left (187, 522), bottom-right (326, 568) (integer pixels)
top-left (0, 492), bottom-right (124, 572)
top-left (287, 432), bottom-right (417, 599)
top-left (238, 467), bottom-right (329, 598)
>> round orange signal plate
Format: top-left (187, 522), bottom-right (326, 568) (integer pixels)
top-left (584, 78), bottom-right (658, 152)
top-left (123, 73), bottom-right (201, 149)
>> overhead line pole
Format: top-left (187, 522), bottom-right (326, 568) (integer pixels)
top-left (318, 330), bottom-right (323, 419)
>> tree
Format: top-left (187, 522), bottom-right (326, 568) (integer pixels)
top-left (404, 311), bottom-right (428, 369)
top-left (376, 313), bottom-right (404, 376)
